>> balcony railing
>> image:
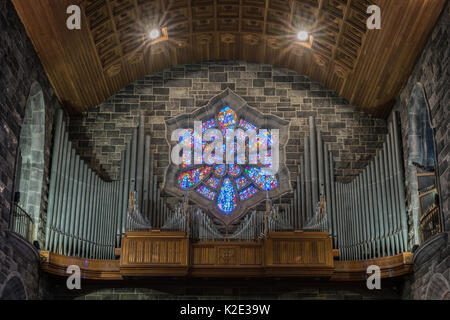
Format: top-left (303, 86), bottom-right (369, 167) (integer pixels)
top-left (12, 204), bottom-right (34, 243)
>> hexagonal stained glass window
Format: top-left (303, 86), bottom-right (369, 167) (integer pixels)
top-left (165, 89), bottom-right (291, 226)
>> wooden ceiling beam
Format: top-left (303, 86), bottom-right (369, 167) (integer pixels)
top-left (10, 0), bottom-right (447, 117)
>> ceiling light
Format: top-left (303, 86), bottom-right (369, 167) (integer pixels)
top-left (297, 31), bottom-right (309, 42)
top-left (149, 28), bottom-right (161, 40)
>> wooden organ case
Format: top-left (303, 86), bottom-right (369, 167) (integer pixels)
top-left (41, 107), bottom-right (413, 282)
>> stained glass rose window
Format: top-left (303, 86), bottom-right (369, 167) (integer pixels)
top-left (165, 90), bottom-right (290, 226)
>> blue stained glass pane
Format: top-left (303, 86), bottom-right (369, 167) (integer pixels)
top-left (196, 186), bottom-right (216, 200)
top-left (228, 164), bottom-right (241, 177)
top-left (205, 176), bottom-right (220, 189)
top-left (245, 166), bottom-right (278, 190)
top-left (217, 106), bottom-right (237, 131)
top-left (239, 185), bottom-right (258, 200)
top-left (202, 118), bottom-right (216, 132)
top-left (236, 176), bottom-right (249, 190)
top-left (214, 164), bottom-right (226, 177)
top-left (217, 177), bottom-right (237, 213)
top-left (239, 119), bottom-right (258, 131)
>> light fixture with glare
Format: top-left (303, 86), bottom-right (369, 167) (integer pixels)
top-left (149, 28), bottom-right (161, 40)
top-left (297, 31), bottom-right (309, 42)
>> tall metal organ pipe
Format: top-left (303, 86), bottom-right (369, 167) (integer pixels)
top-left (283, 115), bottom-right (408, 261)
top-left (45, 115), bottom-right (170, 259)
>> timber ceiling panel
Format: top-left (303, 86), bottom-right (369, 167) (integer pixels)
top-left (12, 0), bottom-right (446, 117)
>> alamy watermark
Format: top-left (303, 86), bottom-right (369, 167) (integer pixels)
top-left (66, 265), bottom-right (81, 290)
top-left (171, 123), bottom-right (280, 174)
top-left (366, 265), bottom-right (381, 290)
top-left (66, 5), bottom-right (381, 31)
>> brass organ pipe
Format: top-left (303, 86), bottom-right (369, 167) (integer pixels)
top-left (149, 153), bottom-right (154, 223)
top-left (363, 167), bottom-right (372, 259)
top-left (103, 181), bottom-right (109, 259)
top-left (143, 136), bottom-right (151, 218)
top-left (63, 150), bottom-right (77, 256)
top-left (382, 142), bottom-right (395, 255)
top-left (112, 180), bottom-right (119, 257)
top-left (59, 147), bottom-right (74, 254)
top-left (330, 151), bottom-right (337, 245)
top-left (375, 155), bottom-right (387, 257)
top-left (67, 155), bottom-right (81, 256)
top-left (98, 178), bottom-right (106, 259)
top-left (296, 174), bottom-right (301, 229)
top-left (130, 129), bottom-right (138, 194)
top-left (122, 143), bottom-right (131, 235)
top-left (51, 130), bottom-right (69, 251)
top-left (52, 136), bottom-right (69, 252)
top-left (361, 169), bottom-right (370, 259)
top-left (80, 167), bottom-right (92, 257)
top-left (350, 179), bottom-right (357, 260)
top-left (137, 118), bottom-right (145, 211)
top-left (309, 117), bottom-right (318, 213)
top-left (76, 163), bottom-right (87, 257)
top-left (293, 185), bottom-right (298, 229)
top-left (387, 127), bottom-right (401, 254)
top-left (107, 182), bottom-right (112, 259)
top-left (156, 188), bottom-right (161, 228)
top-left (324, 144), bottom-right (332, 237)
top-left (317, 130), bottom-right (325, 197)
top-left (304, 137), bottom-right (312, 220)
top-left (370, 162), bottom-right (381, 258)
top-left (392, 112), bottom-right (408, 252)
top-left (90, 175), bottom-right (100, 258)
top-left (99, 178), bottom-right (105, 259)
top-left (84, 170), bottom-right (94, 258)
top-left (45, 109), bottom-right (63, 250)
top-left (88, 175), bottom-right (96, 258)
top-left (380, 148), bottom-right (391, 257)
top-left (101, 180), bottom-right (108, 259)
top-left (117, 151), bottom-right (125, 246)
top-left (357, 175), bottom-right (365, 259)
top-left (352, 178), bottom-right (358, 259)
top-left (301, 164), bottom-right (306, 228)
top-left (337, 183), bottom-right (343, 250)
top-left (343, 183), bottom-right (349, 260)
top-left (152, 176), bottom-right (158, 227)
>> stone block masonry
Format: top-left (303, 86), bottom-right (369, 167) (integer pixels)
top-left (68, 61), bottom-right (388, 189)
top-left (391, 1), bottom-right (449, 299)
top-left (0, 0), bottom-right (61, 299)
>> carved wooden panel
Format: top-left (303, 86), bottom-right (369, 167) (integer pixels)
top-left (192, 242), bottom-right (262, 266)
top-left (264, 231), bottom-right (334, 275)
top-left (120, 231), bottom-right (189, 276)
top-left (40, 234), bottom-right (412, 280)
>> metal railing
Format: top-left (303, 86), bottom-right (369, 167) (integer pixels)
top-left (12, 204), bottom-right (34, 243)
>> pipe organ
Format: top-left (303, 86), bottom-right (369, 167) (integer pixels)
top-left (45, 111), bottom-right (170, 260)
top-left (334, 112), bottom-right (408, 260)
top-left (283, 114), bottom-right (409, 260)
top-left (45, 110), bottom-right (409, 263)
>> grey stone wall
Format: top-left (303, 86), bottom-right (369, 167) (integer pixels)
top-left (47, 278), bottom-right (404, 300)
top-left (0, 0), bottom-right (61, 299)
top-left (390, 2), bottom-right (449, 300)
top-left (67, 61), bottom-right (388, 190)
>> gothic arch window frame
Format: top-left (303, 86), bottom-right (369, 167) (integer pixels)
top-left (408, 82), bottom-right (444, 244)
top-left (164, 89), bottom-right (292, 227)
top-left (0, 272), bottom-right (28, 300)
top-left (14, 81), bottom-right (46, 241)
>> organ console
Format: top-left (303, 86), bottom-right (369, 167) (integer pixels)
top-left (43, 109), bottom-right (412, 280)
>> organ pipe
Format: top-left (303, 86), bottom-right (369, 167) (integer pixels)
top-left (45, 115), bottom-right (172, 259)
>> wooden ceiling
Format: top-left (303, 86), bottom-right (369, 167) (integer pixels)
top-left (13, 0), bottom-right (446, 117)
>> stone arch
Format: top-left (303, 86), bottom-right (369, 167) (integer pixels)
top-left (0, 272), bottom-right (28, 300)
top-left (16, 81), bottom-right (46, 241)
top-left (425, 273), bottom-right (450, 300)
